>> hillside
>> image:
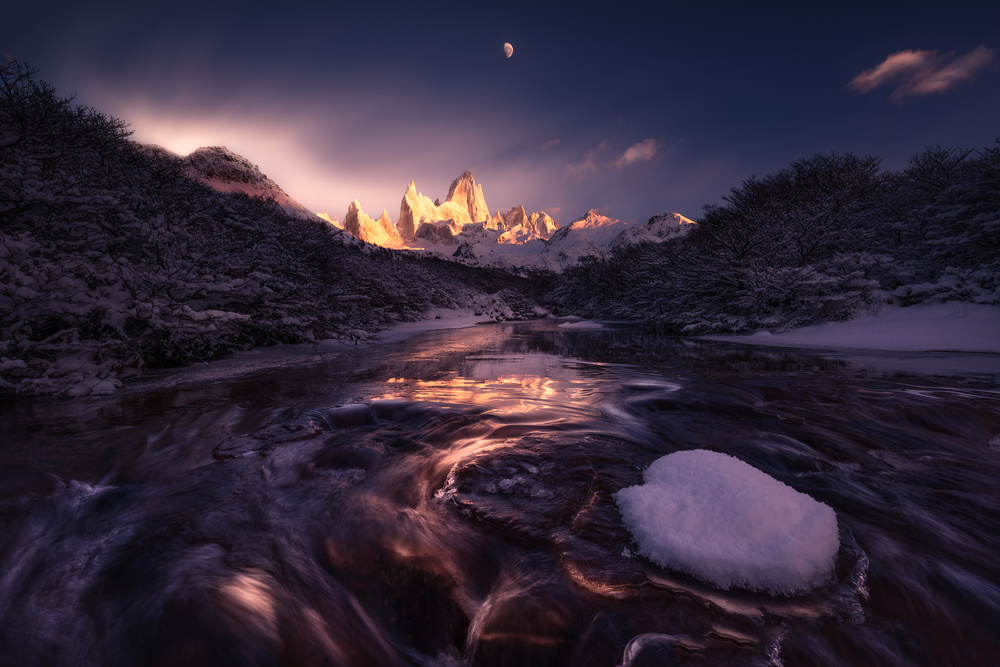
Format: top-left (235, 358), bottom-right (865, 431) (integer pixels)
top-left (546, 150), bottom-right (1000, 333)
top-left (0, 63), bottom-right (545, 396)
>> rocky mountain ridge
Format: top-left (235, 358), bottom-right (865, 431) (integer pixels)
top-left (181, 145), bottom-right (694, 271)
top-left (348, 169), bottom-right (560, 249)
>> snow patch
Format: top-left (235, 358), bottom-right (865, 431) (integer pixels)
top-left (704, 303), bottom-right (1000, 353)
top-left (615, 450), bottom-right (839, 594)
top-left (557, 320), bottom-right (605, 330)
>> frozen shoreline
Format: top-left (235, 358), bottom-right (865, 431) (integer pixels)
top-left (47, 302), bottom-right (1000, 397)
top-left (702, 303), bottom-right (1000, 354)
top-left (120, 308), bottom-right (524, 395)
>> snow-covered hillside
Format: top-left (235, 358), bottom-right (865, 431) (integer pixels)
top-left (183, 146), bottom-right (316, 219)
top-left (546, 150), bottom-right (1000, 334)
top-left (539, 210), bottom-right (693, 269)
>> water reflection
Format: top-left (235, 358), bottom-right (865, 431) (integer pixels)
top-left (1, 320), bottom-right (999, 666)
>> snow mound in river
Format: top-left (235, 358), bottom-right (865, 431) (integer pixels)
top-left (615, 450), bottom-right (839, 594)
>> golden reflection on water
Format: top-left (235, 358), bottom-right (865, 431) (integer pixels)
top-left (373, 354), bottom-right (623, 498)
top-left (378, 354), bottom-right (607, 414)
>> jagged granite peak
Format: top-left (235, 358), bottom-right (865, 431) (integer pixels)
top-left (488, 209), bottom-right (507, 230)
top-left (397, 173), bottom-right (490, 241)
top-left (344, 200), bottom-right (402, 248)
top-left (529, 211), bottom-right (559, 236)
top-left (445, 170), bottom-right (491, 223)
top-left (182, 146), bottom-right (314, 219)
top-left (344, 170), bottom-right (561, 254)
top-left (481, 206), bottom-right (560, 243)
top-left (503, 205), bottom-right (527, 229)
top-left (398, 181), bottom-right (434, 241)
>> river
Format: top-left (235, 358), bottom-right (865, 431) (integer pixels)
top-left (2, 320), bottom-right (999, 666)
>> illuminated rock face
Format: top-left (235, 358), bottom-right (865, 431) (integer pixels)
top-left (397, 181), bottom-right (468, 240)
top-left (487, 209), bottom-right (508, 231)
top-left (445, 170), bottom-right (491, 224)
top-left (343, 200), bottom-right (402, 247)
top-left (500, 205), bottom-right (526, 230)
top-left (348, 170), bottom-right (562, 247)
top-left (495, 208), bottom-right (559, 244)
top-left (398, 172), bottom-right (490, 241)
top-left (183, 146), bottom-right (314, 219)
top-left (528, 211), bottom-right (559, 237)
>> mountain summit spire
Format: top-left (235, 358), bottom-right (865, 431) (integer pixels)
top-left (445, 170), bottom-right (490, 224)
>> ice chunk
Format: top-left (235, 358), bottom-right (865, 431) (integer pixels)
top-left (615, 450), bottom-right (839, 594)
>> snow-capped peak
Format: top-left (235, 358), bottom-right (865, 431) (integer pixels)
top-left (567, 209), bottom-right (623, 230)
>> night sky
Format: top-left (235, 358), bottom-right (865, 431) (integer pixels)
top-left (7, 1), bottom-right (999, 224)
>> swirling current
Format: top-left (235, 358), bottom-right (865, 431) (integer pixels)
top-left (2, 320), bottom-right (999, 666)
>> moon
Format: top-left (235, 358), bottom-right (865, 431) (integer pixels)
top-left (503, 42), bottom-right (513, 59)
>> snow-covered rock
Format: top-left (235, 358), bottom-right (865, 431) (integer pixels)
top-left (183, 146), bottom-right (315, 219)
top-left (615, 450), bottom-right (840, 594)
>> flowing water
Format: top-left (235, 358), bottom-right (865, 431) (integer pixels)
top-left (2, 321), bottom-right (999, 666)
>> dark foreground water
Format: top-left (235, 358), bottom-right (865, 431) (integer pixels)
top-left (2, 321), bottom-right (999, 666)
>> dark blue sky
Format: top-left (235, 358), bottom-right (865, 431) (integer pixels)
top-left (7, 1), bottom-right (999, 223)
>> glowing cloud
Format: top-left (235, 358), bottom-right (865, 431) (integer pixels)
top-left (848, 46), bottom-right (996, 101)
top-left (614, 138), bottom-right (660, 169)
top-left (540, 138), bottom-right (561, 152)
top-left (564, 140), bottom-right (609, 179)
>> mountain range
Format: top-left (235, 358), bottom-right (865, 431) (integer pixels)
top-left (185, 147), bottom-right (695, 271)
top-left (6, 61), bottom-right (996, 400)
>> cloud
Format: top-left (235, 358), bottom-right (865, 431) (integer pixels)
top-left (564, 140), bottom-right (609, 179)
top-left (848, 46), bottom-right (996, 101)
top-left (613, 138), bottom-right (660, 169)
top-left (564, 138), bottom-right (662, 179)
top-left (540, 138), bottom-right (561, 152)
